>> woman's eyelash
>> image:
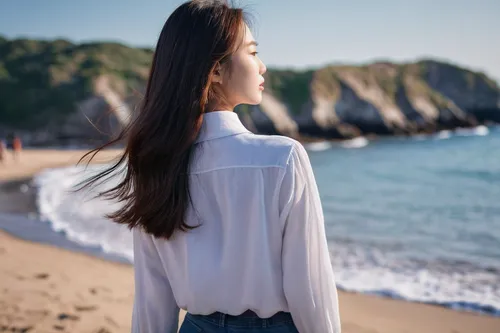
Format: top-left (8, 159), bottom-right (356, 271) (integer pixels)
top-left (252, 52), bottom-right (259, 56)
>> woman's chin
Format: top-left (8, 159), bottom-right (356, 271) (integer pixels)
top-left (248, 94), bottom-right (263, 105)
top-left (235, 92), bottom-right (263, 106)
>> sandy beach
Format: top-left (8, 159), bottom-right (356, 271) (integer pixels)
top-left (1, 149), bottom-right (499, 333)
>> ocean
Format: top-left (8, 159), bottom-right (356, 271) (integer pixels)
top-left (18, 125), bottom-right (500, 316)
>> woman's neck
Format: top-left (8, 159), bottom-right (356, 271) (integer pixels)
top-left (205, 100), bottom-right (234, 113)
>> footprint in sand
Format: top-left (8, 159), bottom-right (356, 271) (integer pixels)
top-left (34, 273), bottom-right (49, 280)
top-left (57, 313), bottom-right (80, 321)
top-left (89, 286), bottom-right (111, 295)
top-left (49, 313), bottom-right (80, 332)
top-left (74, 304), bottom-right (98, 312)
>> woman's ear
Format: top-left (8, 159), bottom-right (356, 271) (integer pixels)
top-left (211, 63), bottom-right (223, 84)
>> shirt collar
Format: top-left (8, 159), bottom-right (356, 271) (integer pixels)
top-left (195, 111), bottom-right (251, 144)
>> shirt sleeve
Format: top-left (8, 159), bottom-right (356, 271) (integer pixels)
top-left (131, 227), bottom-right (179, 333)
top-left (279, 142), bottom-right (341, 333)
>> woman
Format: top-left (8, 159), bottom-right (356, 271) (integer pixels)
top-left (78, 1), bottom-right (341, 332)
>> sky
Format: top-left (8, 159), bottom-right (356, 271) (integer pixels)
top-left (1, 0), bottom-right (499, 82)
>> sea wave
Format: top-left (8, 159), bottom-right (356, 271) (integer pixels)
top-left (433, 125), bottom-right (490, 141)
top-left (304, 141), bottom-right (332, 151)
top-left (330, 239), bottom-right (500, 316)
top-left (304, 137), bottom-right (369, 151)
top-left (340, 137), bottom-right (368, 148)
top-left (455, 125), bottom-right (489, 137)
top-left (34, 165), bottom-right (134, 261)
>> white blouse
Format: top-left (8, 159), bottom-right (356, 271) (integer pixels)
top-left (131, 111), bottom-right (341, 333)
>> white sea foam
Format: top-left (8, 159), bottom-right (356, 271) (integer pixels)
top-left (434, 126), bottom-right (490, 141)
top-left (435, 130), bottom-right (452, 140)
top-left (330, 242), bottom-right (500, 315)
top-left (304, 141), bottom-right (332, 151)
top-left (304, 137), bottom-right (369, 152)
top-left (34, 165), bottom-right (134, 262)
top-left (454, 125), bottom-right (489, 137)
top-left (340, 137), bottom-right (369, 149)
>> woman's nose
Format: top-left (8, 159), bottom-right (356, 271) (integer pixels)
top-left (259, 59), bottom-right (267, 75)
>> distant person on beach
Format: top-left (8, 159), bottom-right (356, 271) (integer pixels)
top-left (5, 133), bottom-right (22, 160)
top-left (76, 1), bottom-right (340, 332)
top-left (12, 135), bottom-right (22, 161)
top-left (0, 139), bottom-right (5, 164)
top-left (5, 133), bottom-right (14, 161)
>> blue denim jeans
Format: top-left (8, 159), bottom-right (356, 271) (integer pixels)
top-left (179, 310), bottom-right (299, 333)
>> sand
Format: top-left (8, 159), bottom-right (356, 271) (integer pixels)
top-left (0, 149), bottom-right (123, 182)
top-left (1, 149), bottom-right (499, 333)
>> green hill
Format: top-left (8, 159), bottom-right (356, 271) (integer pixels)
top-left (0, 37), bottom-right (152, 129)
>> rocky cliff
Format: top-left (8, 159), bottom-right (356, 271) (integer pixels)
top-left (248, 61), bottom-right (500, 140)
top-left (0, 36), bottom-right (498, 145)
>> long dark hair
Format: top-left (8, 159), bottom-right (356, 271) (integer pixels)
top-left (76, 0), bottom-right (247, 239)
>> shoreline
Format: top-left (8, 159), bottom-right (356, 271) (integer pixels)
top-left (2, 186), bottom-right (499, 319)
top-left (3, 227), bottom-right (500, 333)
top-left (1, 150), bottom-right (500, 332)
